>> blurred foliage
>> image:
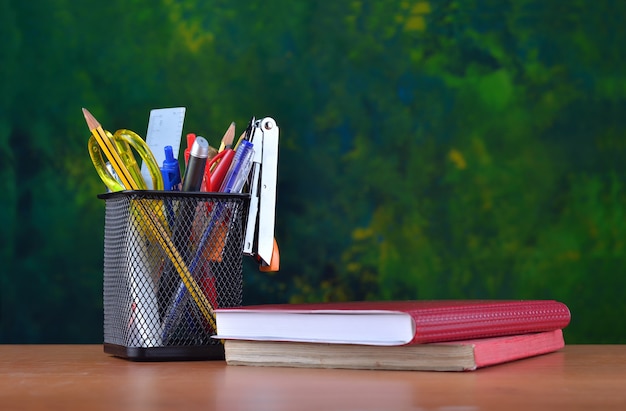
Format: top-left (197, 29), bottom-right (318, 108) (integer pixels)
top-left (0, 0), bottom-right (625, 343)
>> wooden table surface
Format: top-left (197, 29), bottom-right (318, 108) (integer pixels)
top-left (1, 345), bottom-right (625, 410)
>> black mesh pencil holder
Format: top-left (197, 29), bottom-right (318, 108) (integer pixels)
top-left (98, 190), bottom-right (249, 361)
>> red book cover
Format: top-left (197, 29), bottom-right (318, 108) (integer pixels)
top-left (467, 329), bottom-right (565, 369)
top-left (215, 300), bottom-right (571, 345)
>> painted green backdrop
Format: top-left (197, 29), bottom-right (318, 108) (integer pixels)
top-left (1, 1), bottom-right (625, 343)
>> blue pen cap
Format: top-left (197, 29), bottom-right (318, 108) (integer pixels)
top-left (160, 145), bottom-right (182, 191)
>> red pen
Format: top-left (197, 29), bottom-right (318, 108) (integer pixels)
top-left (205, 149), bottom-right (235, 192)
top-left (203, 122), bottom-right (236, 192)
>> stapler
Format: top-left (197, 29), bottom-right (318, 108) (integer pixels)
top-left (243, 117), bottom-right (280, 271)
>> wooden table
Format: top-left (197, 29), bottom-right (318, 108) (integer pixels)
top-left (1, 345), bottom-right (625, 410)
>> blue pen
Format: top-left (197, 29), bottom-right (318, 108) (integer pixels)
top-left (161, 140), bottom-right (255, 341)
top-left (161, 146), bottom-right (182, 227)
top-left (157, 137), bottom-right (209, 325)
top-left (160, 145), bottom-right (181, 191)
top-left (160, 146), bottom-right (181, 228)
top-left (219, 140), bottom-right (255, 193)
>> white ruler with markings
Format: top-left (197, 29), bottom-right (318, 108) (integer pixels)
top-left (141, 107), bottom-right (186, 189)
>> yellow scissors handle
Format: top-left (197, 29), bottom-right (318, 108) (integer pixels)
top-left (113, 129), bottom-right (164, 191)
top-left (88, 138), bottom-right (126, 192)
top-left (88, 129), bottom-right (164, 191)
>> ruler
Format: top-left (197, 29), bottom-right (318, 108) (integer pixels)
top-left (141, 107), bottom-right (186, 189)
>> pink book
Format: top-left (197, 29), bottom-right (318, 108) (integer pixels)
top-left (215, 300), bottom-right (571, 345)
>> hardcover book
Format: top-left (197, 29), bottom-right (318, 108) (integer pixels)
top-left (223, 329), bottom-right (565, 371)
top-left (214, 300), bottom-right (571, 345)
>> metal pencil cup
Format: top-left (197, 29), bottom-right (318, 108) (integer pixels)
top-left (98, 190), bottom-right (249, 360)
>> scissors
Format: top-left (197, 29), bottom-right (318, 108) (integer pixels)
top-left (88, 128), bottom-right (164, 191)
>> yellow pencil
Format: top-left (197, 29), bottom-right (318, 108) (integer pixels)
top-left (83, 108), bottom-right (217, 330)
top-left (83, 108), bottom-right (137, 190)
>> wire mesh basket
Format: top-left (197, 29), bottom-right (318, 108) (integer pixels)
top-left (99, 190), bottom-right (248, 360)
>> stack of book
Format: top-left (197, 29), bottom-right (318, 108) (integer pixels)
top-left (214, 300), bottom-right (571, 371)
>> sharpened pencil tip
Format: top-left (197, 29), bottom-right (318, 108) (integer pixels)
top-left (82, 107), bottom-right (100, 130)
top-left (223, 122), bottom-right (236, 146)
top-left (218, 122), bottom-right (237, 152)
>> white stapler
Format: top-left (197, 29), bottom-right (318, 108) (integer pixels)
top-left (243, 117), bottom-right (280, 271)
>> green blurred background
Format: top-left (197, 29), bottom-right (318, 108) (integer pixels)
top-left (1, 0), bottom-right (625, 344)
